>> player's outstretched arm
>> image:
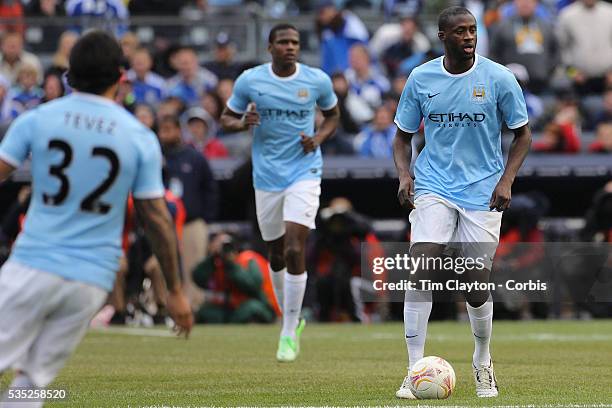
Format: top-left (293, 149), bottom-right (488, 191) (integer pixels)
top-left (220, 103), bottom-right (260, 133)
top-left (300, 105), bottom-right (340, 153)
top-left (134, 197), bottom-right (194, 338)
top-left (393, 128), bottom-right (415, 210)
top-left (0, 160), bottom-right (15, 183)
top-left (489, 124), bottom-right (532, 212)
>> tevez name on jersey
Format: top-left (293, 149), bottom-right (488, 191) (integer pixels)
top-left (0, 93), bottom-right (165, 291)
top-left (394, 54), bottom-right (528, 210)
top-left (227, 63), bottom-right (337, 192)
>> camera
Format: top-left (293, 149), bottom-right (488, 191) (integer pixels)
top-left (220, 235), bottom-right (237, 255)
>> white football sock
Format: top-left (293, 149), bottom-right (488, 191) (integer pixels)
top-left (467, 298), bottom-right (493, 366)
top-left (9, 373), bottom-right (35, 388)
top-left (280, 271), bottom-right (307, 339)
top-left (350, 276), bottom-right (366, 322)
top-left (269, 265), bottom-right (285, 313)
top-left (404, 289), bottom-right (432, 371)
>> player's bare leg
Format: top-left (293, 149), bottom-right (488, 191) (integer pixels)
top-left (266, 236), bottom-right (286, 313)
top-left (397, 242), bottom-right (444, 399)
top-left (275, 222), bottom-right (309, 362)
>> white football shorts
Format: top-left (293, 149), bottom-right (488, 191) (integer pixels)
top-left (0, 261), bottom-right (107, 387)
top-left (255, 178), bottom-right (321, 242)
top-left (409, 193), bottom-right (502, 269)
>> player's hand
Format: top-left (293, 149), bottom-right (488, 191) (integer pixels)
top-left (300, 132), bottom-right (320, 154)
top-left (397, 175), bottom-right (415, 210)
top-left (241, 102), bottom-right (260, 129)
top-left (489, 179), bottom-right (512, 212)
top-left (166, 287), bottom-right (193, 339)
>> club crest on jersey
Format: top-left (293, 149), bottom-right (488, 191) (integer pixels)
top-left (297, 89), bottom-right (309, 100)
top-left (471, 85), bottom-right (487, 104)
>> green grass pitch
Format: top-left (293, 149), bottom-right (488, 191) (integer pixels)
top-left (2, 320), bottom-right (612, 407)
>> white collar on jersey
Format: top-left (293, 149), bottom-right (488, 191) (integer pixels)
top-left (440, 53), bottom-right (479, 78)
top-left (71, 92), bottom-right (118, 107)
top-left (267, 62), bottom-right (301, 81)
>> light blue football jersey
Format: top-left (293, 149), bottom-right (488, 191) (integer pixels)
top-left (227, 63), bottom-right (338, 191)
top-left (394, 54), bottom-right (528, 210)
top-left (0, 93), bottom-right (164, 291)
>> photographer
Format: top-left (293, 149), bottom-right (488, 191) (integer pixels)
top-left (192, 233), bottom-right (276, 324)
top-left (574, 181), bottom-right (612, 318)
top-left (308, 197), bottom-right (383, 322)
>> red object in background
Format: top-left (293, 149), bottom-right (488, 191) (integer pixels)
top-left (236, 250), bottom-right (281, 317)
top-left (122, 196), bottom-right (135, 254)
top-left (314, 232), bottom-right (383, 280)
top-left (560, 123), bottom-right (581, 152)
top-left (164, 189), bottom-right (186, 240)
top-left (210, 256), bottom-right (249, 309)
top-left (18, 212), bottom-right (25, 231)
top-left (588, 140), bottom-right (611, 153)
top-left (122, 191), bottom-right (186, 253)
top-left (360, 232), bottom-right (384, 277)
top-left (206, 250), bottom-right (280, 315)
top-left (0, 2), bottom-right (24, 35)
top-left (496, 227), bottom-right (545, 269)
top-left (202, 138), bottom-right (229, 159)
top-left (188, 139), bottom-right (229, 160)
top-left (119, 72), bottom-right (129, 84)
top-left (532, 123), bottom-right (581, 153)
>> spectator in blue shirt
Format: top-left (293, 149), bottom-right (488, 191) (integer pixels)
top-left (11, 63), bottom-right (43, 111)
top-left (354, 105), bottom-right (396, 158)
top-left (167, 46), bottom-right (218, 106)
top-left (127, 47), bottom-right (167, 106)
top-left (65, 0), bottom-right (129, 37)
top-left (316, 0), bottom-right (369, 76)
top-left (499, 0), bottom-right (554, 23)
top-left (344, 44), bottom-right (390, 109)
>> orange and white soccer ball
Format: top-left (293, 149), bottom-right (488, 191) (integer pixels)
top-left (409, 356), bottom-right (456, 399)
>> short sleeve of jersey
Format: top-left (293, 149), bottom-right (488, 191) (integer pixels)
top-left (0, 111), bottom-right (35, 167)
top-left (316, 71), bottom-right (338, 111)
top-left (394, 73), bottom-right (422, 133)
top-left (497, 69), bottom-right (529, 129)
top-left (132, 128), bottom-right (165, 199)
top-left (226, 70), bottom-right (251, 114)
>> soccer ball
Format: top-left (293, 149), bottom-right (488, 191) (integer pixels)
top-left (409, 356), bottom-right (456, 399)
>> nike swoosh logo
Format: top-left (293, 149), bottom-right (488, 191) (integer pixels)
top-left (428, 93), bottom-right (440, 98)
top-left (257, 92), bottom-right (266, 96)
top-left (473, 332), bottom-right (487, 339)
top-left (405, 334), bottom-right (418, 338)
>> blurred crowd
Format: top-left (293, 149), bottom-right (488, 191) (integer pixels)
top-left (0, 0), bottom-right (611, 324)
top-left (0, 0), bottom-right (610, 157)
